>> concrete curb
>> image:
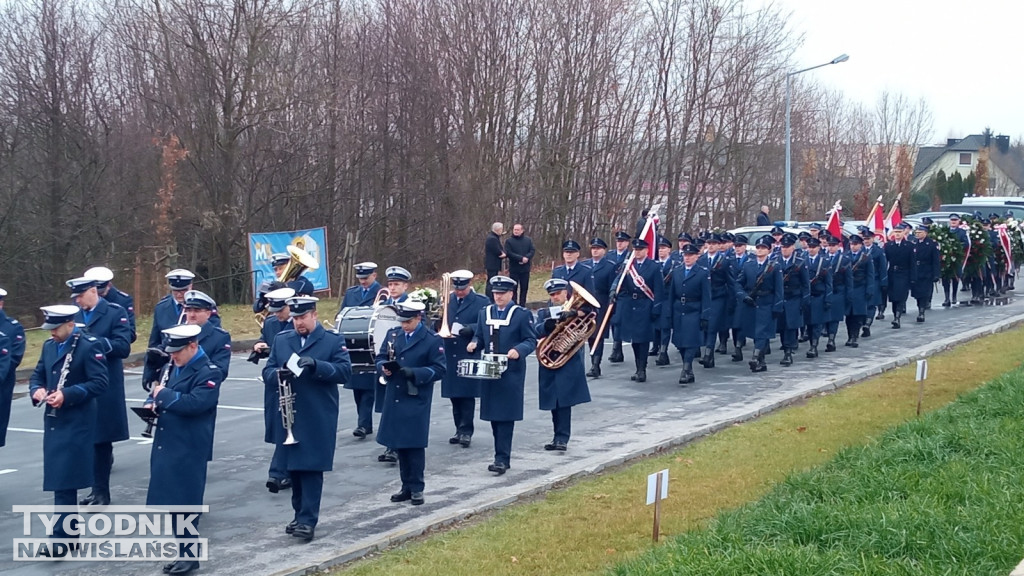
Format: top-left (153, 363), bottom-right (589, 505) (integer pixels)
top-left (1011, 559), bottom-right (1024, 576)
top-left (272, 312), bottom-right (1024, 575)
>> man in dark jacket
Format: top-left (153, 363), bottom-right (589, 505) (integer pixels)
top-left (911, 225), bottom-right (941, 322)
top-left (484, 222), bottom-right (506, 299)
top-left (756, 205), bottom-right (771, 226)
top-left (504, 224), bottom-right (535, 306)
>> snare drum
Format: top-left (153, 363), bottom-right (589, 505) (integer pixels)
top-left (333, 305), bottom-right (403, 372)
top-left (456, 354), bottom-right (508, 380)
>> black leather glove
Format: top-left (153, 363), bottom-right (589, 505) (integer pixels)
top-left (543, 318), bottom-right (557, 333)
top-left (297, 356), bottom-right (316, 370)
top-left (269, 280), bottom-right (287, 291)
top-left (458, 325), bottom-right (474, 338)
top-left (558, 310), bottom-right (576, 322)
top-left (142, 378), bottom-right (154, 393)
top-left (400, 367), bottom-right (416, 380)
top-left (246, 350), bottom-right (261, 364)
top-left (700, 319), bottom-right (708, 331)
top-left (743, 296), bottom-right (755, 306)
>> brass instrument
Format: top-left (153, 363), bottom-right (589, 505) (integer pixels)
top-left (536, 281), bottom-right (600, 370)
top-left (278, 368), bottom-right (299, 445)
top-left (437, 272), bottom-right (453, 338)
top-left (255, 245), bottom-right (321, 327)
top-left (372, 288), bottom-right (391, 307)
top-left (42, 332), bottom-right (81, 417)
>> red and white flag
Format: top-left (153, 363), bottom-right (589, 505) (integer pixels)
top-left (826, 200), bottom-right (843, 239)
top-left (865, 195), bottom-right (885, 240)
top-left (885, 195), bottom-right (903, 233)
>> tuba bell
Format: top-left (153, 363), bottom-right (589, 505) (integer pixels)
top-left (255, 245), bottom-right (321, 327)
top-left (536, 281), bottom-right (600, 370)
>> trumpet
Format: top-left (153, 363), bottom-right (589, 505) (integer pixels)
top-left (278, 368), bottom-right (299, 445)
top-left (437, 272), bottom-right (453, 338)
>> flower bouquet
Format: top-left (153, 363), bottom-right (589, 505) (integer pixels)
top-left (929, 224), bottom-right (965, 280)
top-left (962, 217), bottom-right (993, 278)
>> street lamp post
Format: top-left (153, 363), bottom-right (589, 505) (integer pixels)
top-left (784, 53), bottom-right (849, 221)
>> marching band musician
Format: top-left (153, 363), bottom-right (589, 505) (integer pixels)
top-left (440, 269), bottom-right (489, 447)
top-left (775, 234), bottom-right (809, 367)
top-left (145, 324), bottom-right (223, 576)
top-left (612, 238), bottom-right (664, 383)
top-left (375, 266), bottom-right (411, 464)
top-left (607, 231), bottom-right (632, 365)
top-left (263, 296), bottom-right (351, 542)
top-left (68, 277), bottom-right (131, 508)
top-left (376, 301), bottom-right (446, 506)
top-left (535, 279), bottom-right (592, 451)
top-left (802, 237), bottom-right (833, 359)
top-left (0, 288), bottom-right (25, 449)
top-left (146, 291), bottom-right (231, 389)
top-left (84, 266), bottom-right (138, 343)
top-left (340, 262), bottom-right (382, 440)
top-left (665, 244), bottom-right (710, 385)
top-left (29, 305), bottom-right (108, 555)
top-left (148, 270), bottom-right (221, 353)
top-left (467, 276), bottom-right (537, 475)
top-left (253, 287), bottom-right (296, 494)
top-left (735, 235), bottom-right (783, 373)
top-left (582, 238), bottom-right (617, 378)
top-left (269, 251), bottom-right (315, 296)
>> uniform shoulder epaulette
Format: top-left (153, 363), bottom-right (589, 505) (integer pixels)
top-left (117, 289), bottom-right (131, 297)
top-left (158, 294), bottom-right (173, 304)
top-left (86, 336), bottom-right (97, 341)
top-left (9, 318), bottom-right (18, 324)
top-left (208, 363), bottom-right (219, 371)
top-left (215, 327), bottom-right (230, 335)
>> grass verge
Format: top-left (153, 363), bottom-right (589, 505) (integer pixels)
top-left (611, 368), bottom-right (1024, 575)
top-left (336, 325), bottom-right (1024, 576)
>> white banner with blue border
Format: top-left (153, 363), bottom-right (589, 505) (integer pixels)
top-left (248, 227), bottom-right (330, 296)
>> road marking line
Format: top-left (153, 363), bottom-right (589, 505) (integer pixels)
top-left (0, 469), bottom-right (17, 475)
top-left (125, 399), bottom-right (262, 412)
top-left (8, 427), bottom-right (42, 434)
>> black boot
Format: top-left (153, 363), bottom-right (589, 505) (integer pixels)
top-left (875, 308), bottom-right (885, 320)
top-left (825, 336), bottom-right (836, 352)
top-left (715, 337), bottom-right (728, 355)
top-left (655, 345), bottom-right (670, 366)
top-left (586, 360), bottom-right (601, 378)
top-left (609, 342), bottom-right (624, 363)
top-left (701, 349), bottom-right (714, 368)
top-left (749, 349), bottom-right (767, 372)
top-left (806, 338), bottom-right (818, 358)
top-left (679, 361), bottom-right (694, 384)
top-left (648, 343), bottom-right (659, 357)
top-left (798, 329), bottom-right (809, 343)
top-left (780, 349), bottom-right (793, 366)
top-left (731, 345), bottom-right (743, 362)
top-left (765, 343), bottom-right (772, 355)
top-left (630, 355), bottom-right (647, 382)
top-left (916, 309), bottom-right (925, 323)
top-left (849, 334), bottom-right (859, 348)
top-left (891, 312), bottom-right (901, 329)
top-left (861, 326), bottom-right (871, 338)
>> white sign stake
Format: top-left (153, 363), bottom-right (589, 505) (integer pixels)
top-left (646, 469), bottom-right (669, 542)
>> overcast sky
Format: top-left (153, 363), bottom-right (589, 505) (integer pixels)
top-left (760, 0), bottom-right (1023, 145)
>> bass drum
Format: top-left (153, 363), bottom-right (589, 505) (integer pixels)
top-left (333, 305), bottom-right (403, 373)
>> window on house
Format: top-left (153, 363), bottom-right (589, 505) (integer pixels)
top-left (959, 152), bottom-right (972, 165)
top-left (989, 178), bottom-right (997, 192)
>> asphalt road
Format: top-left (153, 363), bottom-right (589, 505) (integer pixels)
top-left (1, 295), bottom-right (1022, 575)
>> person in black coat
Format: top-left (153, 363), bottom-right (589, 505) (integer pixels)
top-left (884, 223), bottom-right (914, 329)
top-left (942, 214), bottom-right (970, 307)
top-left (145, 324), bottom-right (224, 575)
top-left (85, 266), bottom-right (138, 343)
top-left (845, 235), bottom-right (875, 347)
top-left (338, 262), bottom-right (383, 440)
top-left (728, 236), bottom-right (751, 361)
top-left (504, 224), bottom-right (536, 306)
top-left (911, 225), bottom-right (941, 322)
top-left (467, 276), bottom-right (537, 475)
top-left (68, 278), bottom-right (131, 508)
top-left (699, 234), bottom-right (733, 368)
top-left (376, 301), bottom-right (446, 505)
top-left (440, 270), bottom-right (490, 447)
top-left (535, 279), bottom-right (592, 450)
top-left (375, 266), bottom-right (412, 463)
top-left (484, 222), bottom-right (506, 299)
top-left (582, 238), bottom-right (617, 377)
top-left (859, 230), bottom-right (888, 337)
top-left (653, 237), bottom-right (678, 365)
top-left (665, 245), bottom-right (711, 384)
top-left (263, 296), bottom-right (351, 542)
top-left (756, 205), bottom-right (771, 227)
top-left (0, 288), bottom-right (25, 448)
top-left (30, 305), bottom-right (108, 554)
top-left (735, 236), bottom-right (784, 372)
top-left (252, 287), bottom-right (295, 494)
top-left (803, 238), bottom-right (832, 358)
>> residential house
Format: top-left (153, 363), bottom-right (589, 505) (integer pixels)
top-left (912, 133), bottom-right (1024, 196)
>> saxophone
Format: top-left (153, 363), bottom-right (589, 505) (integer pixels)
top-left (42, 333), bottom-right (81, 418)
top-left (277, 368), bottom-right (299, 445)
top-left (536, 281), bottom-right (601, 369)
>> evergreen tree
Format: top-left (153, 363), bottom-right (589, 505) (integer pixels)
top-left (933, 169), bottom-right (947, 207)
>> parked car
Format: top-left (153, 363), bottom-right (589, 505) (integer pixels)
top-left (938, 204), bottom-right (1024, 220)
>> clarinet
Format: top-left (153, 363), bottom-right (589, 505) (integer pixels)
top-left (140, 363), bottom-right (171, 438)
top-left (42, 333), bottom-right (81, 418)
